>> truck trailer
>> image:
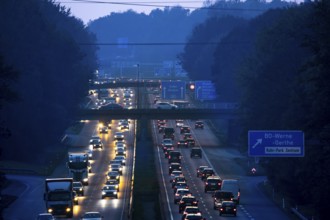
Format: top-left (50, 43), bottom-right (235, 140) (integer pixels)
top-left (44, 178), bottom-right (74, 218)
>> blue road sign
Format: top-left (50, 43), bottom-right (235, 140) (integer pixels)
top-left (161, 81), bottom-right (186, 100)
top-left (248, 130), bottom-right (304, 157)
top-left (195, 81), bottom-right (216, 100)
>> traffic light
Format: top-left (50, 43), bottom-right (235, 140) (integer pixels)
top-left (186, 81), bottom-right (195, 91)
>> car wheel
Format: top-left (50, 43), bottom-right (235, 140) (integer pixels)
top-left (204, 189), bottom-right (207, 193)
top-left (214, 206), bottom-right (217, 210)
top-left (219, 212), bottom-right (222, 216)
top-left (82, 193), bottom-right (84, 196)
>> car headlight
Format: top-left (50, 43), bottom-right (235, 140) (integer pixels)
top-left (83, 178), bottom-right (88, 182)
top-left (113, 191), bottom-right (117, 194)
top-left (48, 208), bottom-right (53, 213)
top-left (102, 191), bottom-right (106, 195)
top-left (66, 207), bottom-right (71, 212)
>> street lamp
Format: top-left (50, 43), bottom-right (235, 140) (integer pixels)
top-left (136, 64), bottom-right (140, 108)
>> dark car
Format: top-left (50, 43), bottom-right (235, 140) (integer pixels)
top-left (205, 176), bottom-right (222, 192)
top-left (164, 147), bottom-right (174, 158)
top-left (158, 125), bottom-right (166, 133)
top-left (183, 133), bottom-right (193, 140)
top-left (73, 181), bottom-right (84, 196)
top-left (101, 185), bottom-right (118, 199)
top-left (180, 125), bottom-right (191, 134)
top-left (190, 148), bottom-right (202, 158)
top-left (196, 166), bottom-right (208, 177)
top-left (179, 196), bottom-right (199, 213)
top-left (186, 138), bottom-right (195, 146)
top-left (173, 182), bottom-right (189, 193)
top-left (169, 162), bottom-right (182, 174)
top-left (219, 201), bottom-right (237, 216)
top-left (172, 176), bottom-right (187, 188)
top-left (201, 168), bottom-right (215, 181)
top-left (177, 139), bottom-right (188, 148)
top-left (213, 191), bottom-right (234, 210)
top-left (195, 121), bottom-right (204, 129)
top-left (163, 127), bottom-right (175, 139)
top-left (168, 151), bottom-right (182, 164)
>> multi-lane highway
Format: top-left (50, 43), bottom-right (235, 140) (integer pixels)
top-left (3, 86), bottom-right (292, 220)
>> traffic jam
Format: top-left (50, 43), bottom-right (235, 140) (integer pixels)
top-left (155, 118), bottom-right (239, 220)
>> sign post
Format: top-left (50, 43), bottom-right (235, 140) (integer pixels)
top-left (195, 81), bottom-right (216, 100)
top-left (248, 130), bottom-right (304, 157)
top-left (161, 81), bottom-right (186, 100)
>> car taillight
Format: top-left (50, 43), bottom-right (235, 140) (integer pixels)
top-left (180, 201), bottom-right (184, 204)
top-left (175, 194), bottom-right (179, 196)
top-left (218, 183), bottom-right (221, 185)
top-left (205, 182), bottom-right (208, 185)
top-left (234, 208), bottom-right (237, 211)
top-left (220, 208), bottom-right (224, 211)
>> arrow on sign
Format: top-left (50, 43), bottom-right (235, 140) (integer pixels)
top-left (252, 139), bottom-right (262, 149)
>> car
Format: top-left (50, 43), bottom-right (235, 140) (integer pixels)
top-left (170, 170), bottom-right (183, 183)
top-left (87, 149), bottom-right (93, 159)
top-left (114, 132), bottom-right (124, 141)
top-left (169, 162), bottom-right (182, 174)
top-left (205, 176), bottom-right (222, 192)
top-left (219, 201), bottom-right (237, 216)
top-left (114, 155), bottom-right (126, 165)
top-left (190, 148), bottom-right (202, 158)
top-left (163, 127), bottom-right (175, 139)
top-left (155, 102), bottom-right (178, 109)
top-left (36, 213), bottom-right (55, 220)
top-left (172, 176), bottom-right (187, 188)
top-left (196, 166), bottom-right (208, 177)
top-left (180, 125), bottom-right (191, 134)
top-left (194, 121), bottom-right (204, 129)
top-left (99, 103), bottom-right (123, 110)
top-left (120, 121), bottom-right (129, 130)
top-left (73, 181), bottom-right (84, 196)
top-left (183, 213), bottom-right (205, 220)
top-left (157, 120), bottom-right (166, 128)
top-left (182, 206), bottom-right (201, 220)
top-left (186, 138), bottom-right (195, 146)
top-left (109, 163), bottom-right (123, 175)
top-left (164, 146), bottom-right (174, 158)
top-left (99, 126), bottom-right (109, 134)
top-left (161, 138), bottom-right (173, 152)
top-left (213, 190), bottom-right (234, 210)
top-left (89, 138), bottom-right (103, 149)
top-left (173, 181), bottom-right (189, 193)
top-left (201, 168), bottom-right (215, 181)
top-left (179, 195), bottom-right (198, 213)
top-left (176, 119), bottom-right (184, 127)
top-left (81, 211), bottom-right (104, 220)
top-left (106, 171), bottom-right (120, 183)
top-left (115, 147), bottom-right (126, 157)
top-left (158, 125), bottom-right (166, 133)
top-left (174, 188), bottom-right (191, 204)
top-left (177, 139), bottom-right (188, 148)
top-left (168, 151), bottom-right (182, 164)
top-left (101, 185), bottom-right (118, 199)
top-left (183, 133), bottom-right (193, 140)
top-left (115, 142), bottom-right (126, 151)
top-left (221, 179), bottom-right (240, 204)
top-left (105, 179), bottom-right (119, 191)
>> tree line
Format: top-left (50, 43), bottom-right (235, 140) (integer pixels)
top-left (0, 0), bottom-right (98, 164)
top-left (179, 1), bottom-right (330, 219)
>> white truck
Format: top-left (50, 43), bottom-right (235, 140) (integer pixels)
top-left (67, 152), bottom-right (90, 186)
top-left (44, 178), bottom-right (74, 218)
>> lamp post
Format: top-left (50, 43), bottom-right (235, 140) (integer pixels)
top-left (136, 64), bottom-right (140, 109)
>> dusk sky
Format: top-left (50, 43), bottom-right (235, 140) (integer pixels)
top-left (55, 0), bottom-right (209, 24)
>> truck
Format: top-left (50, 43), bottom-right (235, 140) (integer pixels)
top-left (44, 178), bottom-right (74, 218)
top-left (67, 152), bottom-right (90, 186)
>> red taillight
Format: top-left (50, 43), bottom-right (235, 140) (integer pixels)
top-left (218, 183), bottom-right (221, 185)
top-left (205, 182), bottom-right (208, 185)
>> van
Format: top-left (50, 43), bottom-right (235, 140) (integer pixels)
top-left (221, 179), bottom-right (240, 204)
top-left (190, 147), bottom-right (202, 158)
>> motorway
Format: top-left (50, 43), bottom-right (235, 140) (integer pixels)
top-left (3, 87), bottom-right (292, 220)
top-left (3, 89), bottom-right (136, 220)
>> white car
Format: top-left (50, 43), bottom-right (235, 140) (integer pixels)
top-left (155, 102), bottom-right (178, 109)
top-left (81, 211), bottom-right (103, 220)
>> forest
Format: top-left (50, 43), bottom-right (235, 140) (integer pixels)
top-left (0, 0), bottom-right (98, 163)
top-left (179, 1), bottom-right (330, 219)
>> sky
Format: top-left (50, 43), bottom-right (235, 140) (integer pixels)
top-left (55, 0), bottom-right (209, 24)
